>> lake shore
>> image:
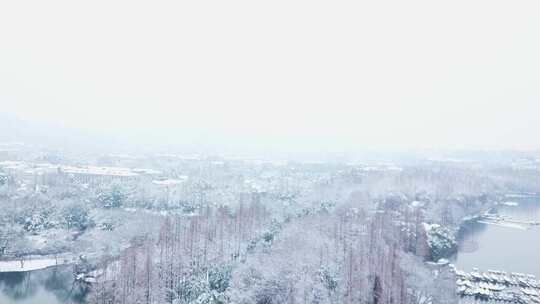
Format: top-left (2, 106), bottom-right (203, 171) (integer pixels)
top-left (0, 254), bottom-right (72, 273)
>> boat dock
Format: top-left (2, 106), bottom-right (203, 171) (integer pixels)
top-left (479, 214), bottom-right (540, 229)
top-left (456, 268), bottom-right (540, 303)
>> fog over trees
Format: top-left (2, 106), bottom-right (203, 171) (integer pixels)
top-left (2, 144), bottom-right (539, 303)
top-left (2, 1), bottom-right (540, 303)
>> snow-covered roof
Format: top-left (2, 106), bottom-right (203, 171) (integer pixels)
top-left (132, 168), bottom-right (162, 175)
top-left (152, 177), bottom-right (188, 186)
top-left (155, 154), bottom-right (201, 160)
top-left (0, 160), bottom-right (26, 168)
top-left (61, 166), bottom-right (139, 177)
top-left (411, 200), bottom-right (425, 207)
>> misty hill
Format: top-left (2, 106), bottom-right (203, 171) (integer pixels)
top-left (0, 112), bottom-right (122, 153)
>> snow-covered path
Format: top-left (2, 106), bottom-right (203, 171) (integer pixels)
top-left (0, 257), bottom-right (67, 273)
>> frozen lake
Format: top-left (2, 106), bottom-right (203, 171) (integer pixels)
top-left (454, 197), bottom-right (540, 277)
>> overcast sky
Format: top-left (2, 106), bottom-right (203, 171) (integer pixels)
top-left (1, 0), bottom-right (539, 151)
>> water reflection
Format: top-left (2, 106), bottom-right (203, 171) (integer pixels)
top-left (1, 272), bottom-right (38, 301)
top-left (454, 197), bottom-right (540, 277)
top-left (0, 266), bottom-right (88, 304)
top-left (456, 220), bottom-right (486, 253)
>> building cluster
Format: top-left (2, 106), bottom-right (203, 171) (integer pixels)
top-left (0, 161), bottom-right (162, 187)
top-left (0, 142), bottom-right (407, 212)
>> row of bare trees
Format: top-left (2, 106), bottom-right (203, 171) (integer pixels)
top-left (89, 193), bottom-right (456, 304)
top-left (89, 198), bottom-right (271, 304)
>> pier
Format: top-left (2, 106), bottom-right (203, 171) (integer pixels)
top-left (455, 268), bottom-right (540, 303)
top-left (479, 214), bottom-right (540, 229)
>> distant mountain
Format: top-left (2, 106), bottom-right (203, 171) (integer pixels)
top-left (0, 112), bottom-right (124, 153)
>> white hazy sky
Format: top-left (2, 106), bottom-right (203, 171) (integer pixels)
top-left (1, 0), bottom-right (539, 151)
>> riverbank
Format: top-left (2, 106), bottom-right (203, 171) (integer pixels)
top-left (453, 195), bottom-right (540, 280)
top-left (428, 194), bottom-right (539, 262)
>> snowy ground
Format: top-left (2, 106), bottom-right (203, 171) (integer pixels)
top-left (0, 256), bottom-right (69, 272)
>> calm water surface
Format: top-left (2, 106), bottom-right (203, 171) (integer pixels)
top-left (0, 265), bottom-right (87, 304)
top-left (454, 197), bottom-right (540, 277)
